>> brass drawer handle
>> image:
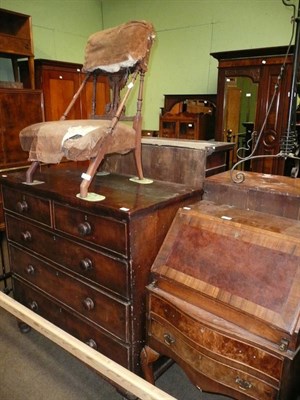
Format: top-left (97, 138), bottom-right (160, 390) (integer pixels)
top-left (86, 338), bottom-right (98, 350)
top-left (21, 230), bottom-right (32, 242)
top-left (163, 333), bottom-right (176, 346)
top-left (80, 258), bottom-right (93, 272)
top-left (16, 200), bottom-right (28, 213)
top-left (25, 264), bottom-right (35, 275)
top-left (235, 377), bottom-right (252, 391)
top-left (83, 297), bottom-right (95, 311)
top-left (78, 222), bottom-right (92, 236)
top-left (28, 300), bottom-right (38, 312)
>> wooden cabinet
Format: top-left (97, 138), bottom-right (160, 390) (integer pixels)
top-left (0, 8), bottom-right (35, 88)
top-left (19, 59), bottom-right (110, 121)
top-left (0, 88), bottom-right (43, 229)
top-left (212, 47), bottom-right (293, 175)
top-left (0, 88), bottom-right (43, 169)
top-left (159, 94), bottom-right (216, 140)
top-left (142, 199), bottom-right (300, 399)
top-left (0, 167), bottom-right (201, 377)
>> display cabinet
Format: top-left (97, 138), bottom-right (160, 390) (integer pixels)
top-left (159, 94), bottom-right (216, 141)
top-left (211, 46), bottom-right (293, 175)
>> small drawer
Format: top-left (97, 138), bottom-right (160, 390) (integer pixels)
top-left (149, 319), bottom-right (279, 400)
top-left (53, 202), bottom-right (127, 256)
top-left (149, 291), bottom-right (283, 381)
top-left (2, 186), bottom-right (51, 226)
top-left (13, 279), bottom-right (131, 368)
top-left (12, 251), bottom-right (129, 342)
top-left (10, 241), bottom-right (129, 299)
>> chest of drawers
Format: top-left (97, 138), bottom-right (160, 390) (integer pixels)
top-left (0, 167), bottom-right (201, 375)
top-left (141, 200), bottom-right (300, 399)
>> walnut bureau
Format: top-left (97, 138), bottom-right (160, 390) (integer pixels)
top-left (141, 201), bottom-right (300, 400)
top-left (0, 167), bottom-right (201, 378)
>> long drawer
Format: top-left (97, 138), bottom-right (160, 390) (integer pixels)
top-left (6, 215), bottom-right (129, 298)
top-left (10, 243), bottom-right (130, 342)
top-left (13, 279), bottom-right (131, 368)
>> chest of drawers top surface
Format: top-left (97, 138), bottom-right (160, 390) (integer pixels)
top-left (151, 200), bottom-right (300, 353)
top-left (0, 167), bottom-right (201, 220)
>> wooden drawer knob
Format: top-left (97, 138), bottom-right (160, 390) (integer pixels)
top-left (25, 264), bottom-right (35, 275)
top-left (85, 339), bottom-right (98, 350)
top-left (163, 333), bottom-right (176, 346)
top-left (80, 258), bottom-right (93, 272)
top-left (16, 200), bottom-right (28, 213)
top-left (78, 222), bottom-right (92, 236)
top-left (28, 300), bottom-right (38, 312)
top-left (83, 297), bottom-right (95, 311)
top-left (21, 230), bottom-right (32, 242)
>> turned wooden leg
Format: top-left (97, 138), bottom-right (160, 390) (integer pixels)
top-left (134, 143), bottom-right (144, 180)
top-left (140, 345), bottom-right (160, 385)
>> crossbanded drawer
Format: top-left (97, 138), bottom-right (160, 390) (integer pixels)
top-left (53, 202), bottom-right (127, 256)
top-left (12, 250), bottom-right (129, 341)
top-left (149, 318), bottom-right (279, 400)
top-left (13, 279), bottom-right (131, 368)
top-left (6, 216), bottom-right (129, 298)
top-left (148, 289), bottom-right (283, 382)
top-left (2, 186), bottom-right (51, 226)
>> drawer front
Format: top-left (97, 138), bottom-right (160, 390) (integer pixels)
top-left (53, 202), bottom-right (127, 256)
top-left (149, 293), bottom-right (282, 381)
top-left (13, 279), bottom-right (131, 368)
top-left (11, 246), bottom-right (129, 342)
top-left (0, 36), bottom-right (33, 55)
top-left (7, 216), bottom-right (129, 298)
top-left (2, 186), bottom-right (51, 226)
top-left (149, 319), bottom-right (279, 400)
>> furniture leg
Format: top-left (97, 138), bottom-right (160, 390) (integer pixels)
top-left (26, 161), bottom-right (40, 183)
top-left (79, 141), bottom-right (110, 198)
top-left (28, 56), bottom-right (35, 89)
top-left (0, 230), bottom-right (11, 293)
top-left (140, 345), bottom-right (161, 385)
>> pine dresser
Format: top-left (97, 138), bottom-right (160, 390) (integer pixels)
top-left (142, 200), bottom-right (300, 400)
top-left (0, 166), bottom-right (202, 378)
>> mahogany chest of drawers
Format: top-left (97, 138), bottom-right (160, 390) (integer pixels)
top-left (0, 167), bottom-right (201, 375)
top-left (142, 201), bottom-right (300, 399)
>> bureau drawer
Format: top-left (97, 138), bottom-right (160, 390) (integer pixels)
top-left (53, 202), bottom-right (127, 256)
top-left (7, 216), bottom-right (129, 298)
top-left (149, 318), bottom-right (279, 400)
top-left (2, 186), bottom-right (51, 226)
top-left (149, 291), bottom-right (283, 382)
top-left (11, 248), bottom-right (129, 341)
top-left (13, 279), bottom-right (131, 368)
